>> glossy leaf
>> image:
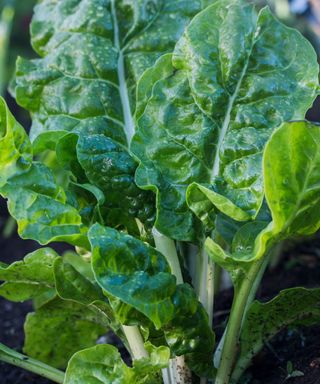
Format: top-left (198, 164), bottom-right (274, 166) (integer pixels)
top-left (264, 121), bottom-right (320, 237)
top-left (132, 1), bottom-right (319, 241)
top-left (64, 343), bottom-right (170, 384)
top-left (0, 248), bottom-right (58, 302)
top-left (233, 288), bottom-right (320, 382)
top-left (1, 163), bottom-right (89, 247)
top-left (76, 133), bottom-right (155, 230)
top-left (53, 258), bottom-right (102, 305)
top-left (15, 0), bottom-right (213, 145)
top-left (89, 223), bottom-right (193, 329)
top-left (89, 224), bottom-right (215, 376)
top-left (24, 297), bottom-right (107, 369)
top-left (0, 97), bottom-right (32, 186)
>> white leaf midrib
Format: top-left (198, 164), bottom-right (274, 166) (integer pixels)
top-left (210, 26), bottom-right (258, 182)
top-left (111, 0), bottom-right (135, 146)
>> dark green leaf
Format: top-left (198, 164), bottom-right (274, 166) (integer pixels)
top-left (132, 1), bottom-right (319, 241)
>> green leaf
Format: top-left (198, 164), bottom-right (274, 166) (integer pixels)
top-left (0, 96), bottom-right (32, 186)
top-left (264, 121), bottom-right (320, 237)
top-left (15, 0), bottom-right (212, 145)
top-left (76, 133), bottom-right (155, 230)
top-left (89, 223), bottom-right (190, 329)
top-left (132, 56), bottom-right (210, 242)
top-left (89, 224), bottom-right (215, 376)
top-left (132, 1), bottom-right (319, 241)
top-left (53, 258), bottom-right (102, 305)
top-left (54, 256), bottom-right (119, 336)
top-left (64, 343), bottom-right (170, 384)
top-left (164, 303), bottom-right (215, 378)
top-left (233, 288), bottom-right (320, 382)
top-left (62, 251), bottom-right (95, 283)
top-left (0, 248), bottom-right (58, 302)
top-left (24, 297), bottom-right (107, 369)
top-left (1, 163), bottom-right (89, 247)
top-left (64, 345), bottom-right (134, 384)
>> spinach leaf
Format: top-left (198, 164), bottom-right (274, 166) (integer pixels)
top-left (0, 248), bottom-right (58, 301)
top-left (64, 343), bottom-right (170, 384)
top-left (132, 0), bottom-right (319, 242)
top-left (24, 297), bottom-right (107, 369)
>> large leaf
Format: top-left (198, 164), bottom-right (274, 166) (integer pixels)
top-left (0, 248), bottom-right (58, 302)
top-left (64, 343), bottom-right (170, 384)
top-left (24, 297), bottom-right (107, 369)
top-left (132, 0), bottom-right (319, 241)
top-left (14, 0), bottom-right (213, 145)
top-left (89, 224), bottom-right (215, 376)
top-left (206, 121), bottom-right (320, 268)
top-left (89, 223), bottom-right (196, 329)
top-left (232, 288), bottom-right (320, 382)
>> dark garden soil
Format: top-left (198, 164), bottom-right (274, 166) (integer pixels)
top-left (1, 196), bottom-right (320, 383)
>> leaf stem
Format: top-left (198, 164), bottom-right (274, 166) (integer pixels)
top-left (122, 325), bottom-right (149, 360)
top-left (152, 228), bottom-right (183, 284)
top-left (111, 0), bottom-right (135, 144)
top-left (152, 228), bottom-right (191, 384)
top-left (215, 256), bottom-right (269, 384)
top-left (0, 343), bottom-right (65, 384)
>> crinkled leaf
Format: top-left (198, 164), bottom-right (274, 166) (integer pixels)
top-left (0, 97), bottom-right (32, 186)
top-left (15, 0), bottom-right (213, 144)
top-left (264, 121), bottom-right (320, 237)
top-left (76, 133), bottom-right (155, 229)
top-left (1, 163), bottom-right (89, 247)
top-left (164, 303), bottom-right (215, 378)
top-left (233, 288), bottom-right (320, 382)
top-left (89, 224), bottom-right (215, 376)
top-left (89, 223), bottom-right (195, 329)
top-left (64, 343), bottom-right (170, 384)
top-left (0, 248), bottom-right (58, 302)
top-left (53, 258), bottom-right (102, 305)
top-left (24, 297), bottom-right (107, 369)
top-left (132, 1), bottom-right (319, 241)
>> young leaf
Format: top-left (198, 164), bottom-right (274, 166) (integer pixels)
top-left (0, 96), bottom-right (32, 186)
top-left (232, 288), bottom-right (320, 382)
top-left (264, 121), bottom-right (320, 237)
top-left (132, 0), bottom-right (319, 241)
top-left (0, 248), bottom-right (58, 302)
top-left (24, 297), bottom-right (107, 369)
top-left (64, 343), bottom-right (170, 384)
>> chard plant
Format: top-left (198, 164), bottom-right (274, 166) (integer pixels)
top-left (1, 0), bottom-right (320, 383)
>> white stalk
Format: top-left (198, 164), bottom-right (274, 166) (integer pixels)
top-left (111, 0), bottom-right (135, 144)
top-left (122, 325), bottom-right (149, 360)
top-left (152, 228), bottom-right (192, 384)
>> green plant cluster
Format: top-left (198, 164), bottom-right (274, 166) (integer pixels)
top-left (1, 1), bottom-right (320, 383)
